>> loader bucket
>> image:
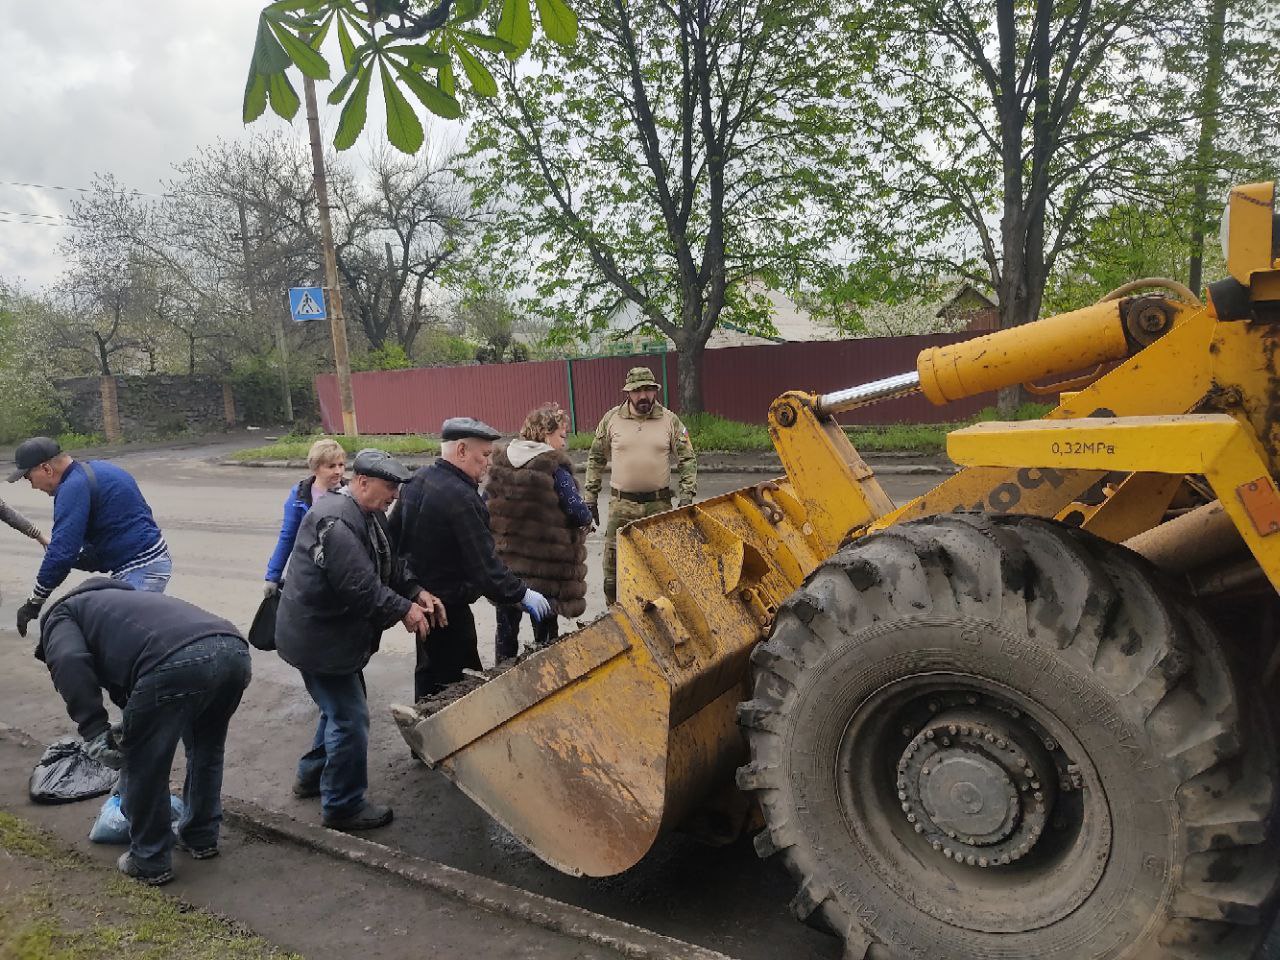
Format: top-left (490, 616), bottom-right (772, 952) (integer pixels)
top-left (392, 469), bottom-right (883, 876)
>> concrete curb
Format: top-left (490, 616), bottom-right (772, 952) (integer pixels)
top-left (0, 722), bottom-right (732, 960)
top-left (220, 798), bottom-right (735, 960)
top-left (219, 458), bottom-right (956, 476)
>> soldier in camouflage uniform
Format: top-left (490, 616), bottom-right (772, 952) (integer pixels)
top-left (585, 367), bottom-right (697, 605)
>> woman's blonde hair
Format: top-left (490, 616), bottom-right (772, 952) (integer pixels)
top-left (307, 438), bottom-right (346, 472)
top-left (519, 403), bottom-right (568, 443)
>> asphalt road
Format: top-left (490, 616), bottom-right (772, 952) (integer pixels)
top-left (0, 439), bottom-right (943, 960)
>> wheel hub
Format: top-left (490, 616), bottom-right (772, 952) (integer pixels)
top-left (897, 709), bottom-right (1057, 867)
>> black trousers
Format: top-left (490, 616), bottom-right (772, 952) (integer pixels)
top-left (494, 606), bottom-right (560, 661)
top-left (414, 601), bottom-right (480, 700)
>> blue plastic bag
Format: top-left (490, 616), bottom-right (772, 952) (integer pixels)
top-left (88, 793), bottom-right (185, 844)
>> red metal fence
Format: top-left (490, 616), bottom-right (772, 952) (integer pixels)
top-left (315, 332), bottom-right (993, 435)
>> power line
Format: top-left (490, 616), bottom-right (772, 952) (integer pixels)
top-left (0, 178), bottom-right (166, 198)
top-left (0, 217), bottom-right (81, 227)
top-left (0, 210), bottom-right (77, 220)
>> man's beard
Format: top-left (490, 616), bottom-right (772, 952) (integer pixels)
top-left (633, 399), bottom-right (654, 414)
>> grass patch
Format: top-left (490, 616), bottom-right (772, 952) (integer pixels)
top-left (231, 402), bottom-right (1059, 460)
top-left (229, 433), bottom-right (440, 462)
top-left (0, 811), bottom-right (300, 960)
top-left (57, 432), bottom-right (106, 451)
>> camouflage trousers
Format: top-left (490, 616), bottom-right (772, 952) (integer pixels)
top-left (602, 495), bottom-right (673, 605)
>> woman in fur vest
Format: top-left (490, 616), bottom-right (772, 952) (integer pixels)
top-left (486, 403), bottom-right (593, 661)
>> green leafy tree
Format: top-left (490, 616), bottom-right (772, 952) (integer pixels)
top-left (465, 0), bottom-right (856, 412)
top-left (1165, 0), bottom-right (1279, 293)
top-left (243, 0), bottom-right (578, 154)
top-left (838, 0), bottom-right (1202, 342)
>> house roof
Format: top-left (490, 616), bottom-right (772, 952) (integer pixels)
top-left (935, 284), bottom-right (998, 318)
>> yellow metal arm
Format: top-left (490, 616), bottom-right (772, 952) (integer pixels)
top-left (948, 414), bottom-right (1280, 590)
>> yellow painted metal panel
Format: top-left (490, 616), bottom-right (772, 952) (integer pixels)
top-left (1226, 181), bottom-right (1276, 284)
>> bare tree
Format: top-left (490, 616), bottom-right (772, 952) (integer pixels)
top-left (334, 147), bottom-right (472, 358)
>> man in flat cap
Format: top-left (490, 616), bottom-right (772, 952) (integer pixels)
top-left (585, 367), bottom-right (697, 604)
top-left (390, 418), bottom-right (552, 699)
top-left (276, 449), bottom-right (445, 831)
top-left (9, 437), bottom-right (171, 637)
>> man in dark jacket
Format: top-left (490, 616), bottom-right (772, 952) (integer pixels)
top-left (390, 418), bottom-right (551, 700)
top-left (37, 579), bottom-right (251, 886)
top-left (276, 448), bottom-right (444, 831)
top-left (10, 436), bottom-right (171, 637)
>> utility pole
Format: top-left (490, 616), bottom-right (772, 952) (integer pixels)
top-left (303, 73), bottom-right (358, 435)
top-left (237, 200), bottom-right (293, 422)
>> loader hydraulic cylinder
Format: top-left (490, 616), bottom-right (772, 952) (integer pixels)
top-left (916, 300), bottom-right (1129, 404)
top-left (818, 297), bottom-right (1168, 417)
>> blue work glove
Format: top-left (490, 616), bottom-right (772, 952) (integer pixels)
top-left (521, 588), bottom-right (552, 623)
top-left (85, 727), bottom-right (125, 770)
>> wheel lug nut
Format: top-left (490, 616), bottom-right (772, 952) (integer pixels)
top-left (984, 733), bottom-right (995, 743)
top-left (925, 730), bottom-right (935, 740)
top-left (996, 738), bottom-right (1007, 749)
top-left (948, 725), bottom-right (957, 735)
top-left (898, 790), bottom-right (908, 801)
top-left (914, 823), bottom-right (924, 833)
top-left (965, 855), bottom-right (976, 865)
top-left (906, 813), bottom-right (917, 823)
top-left (978, 857), bottom-right (989, 867)
top-left (931, 841), bottom-right (942, 851)
top-left (1033, 791), bottom-right (1044, 801)
top-left (901, 802), bottom-right (911, 813)
top-left (1023, 768), bottom-right (1034, 778)
top-left (1043, 737), bottom-right (1057, 750)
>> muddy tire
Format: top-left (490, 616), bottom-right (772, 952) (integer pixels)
top-left (737, 514), bottom-right (1279, 959)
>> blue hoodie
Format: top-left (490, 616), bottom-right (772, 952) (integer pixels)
top-left (33, 460), bottom-right (168, 603)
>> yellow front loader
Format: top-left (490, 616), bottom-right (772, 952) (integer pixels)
top-left (394, 182), bottom-right (1280, 959)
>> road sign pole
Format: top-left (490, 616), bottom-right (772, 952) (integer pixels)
top-left (303, 73), bottom-right (357, 436)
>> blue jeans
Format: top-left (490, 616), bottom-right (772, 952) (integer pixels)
top-left (296, 671), bottom-right (369, 819)
top-left (119, 635), bottom-right (251, 873)
top-left (114, 553), bottom-right (172, 593)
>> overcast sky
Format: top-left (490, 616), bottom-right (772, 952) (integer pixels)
top-left (0, 1), bottom-right (394, 290)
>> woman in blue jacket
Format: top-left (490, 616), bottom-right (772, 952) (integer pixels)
top-left (263, 438), bottom-right (346, 597)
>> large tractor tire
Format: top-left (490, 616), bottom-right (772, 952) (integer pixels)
top-left (737, 514), bottom-right (1279, 959)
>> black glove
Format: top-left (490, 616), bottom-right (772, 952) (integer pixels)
top-left (85, 727), bottom-right (125, 770)
top-left (588, 502), bottom-right (600, 526)
top-left (16, 599), bottom-right (42, 638)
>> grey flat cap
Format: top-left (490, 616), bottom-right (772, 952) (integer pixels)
top-left (351, 448), bottom-right (413, 484)
top-left (8, 436), bottom-right (61, 482)
top-left (441, 417), bottom-right (501, 442)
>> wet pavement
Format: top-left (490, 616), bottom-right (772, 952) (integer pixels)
top-left (0, 440), bottom-right (944, 960)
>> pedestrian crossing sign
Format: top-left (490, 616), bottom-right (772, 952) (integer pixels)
top-left (288, 286), bottom-right (327, 322)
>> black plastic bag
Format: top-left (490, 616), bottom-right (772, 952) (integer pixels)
top-left (248, 589), bottom-right (280, 652)
top-left (29, 736), bottom-right (118, 804)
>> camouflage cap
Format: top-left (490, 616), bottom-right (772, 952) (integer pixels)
top-left (621, 366), bottom-right (660, 391)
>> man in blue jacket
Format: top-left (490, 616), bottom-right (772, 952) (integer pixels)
top-left (8, 437), bottom-right (170, 637)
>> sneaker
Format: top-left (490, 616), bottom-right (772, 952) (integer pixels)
top-left (292, 776), bottom-right (321, 799)
top-left (117, 851), bottom-right (174, 886)
top-left (322, 801), bottom-right (393, 832)
top-left (174, 837), bottom-right (219, 860)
